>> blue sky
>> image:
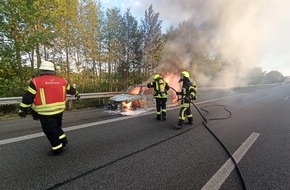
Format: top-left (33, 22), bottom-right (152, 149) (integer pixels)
top-left (100, 0), bottom-right (189, 30)
top-left (101, 0), bottom-right (290, 76)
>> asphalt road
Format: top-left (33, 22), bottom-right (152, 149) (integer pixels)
top-left (0, 84), bottom-right (289, 190)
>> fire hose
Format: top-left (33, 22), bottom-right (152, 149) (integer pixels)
top-left (48, 88), bottom-right (247, 189)
top-left (169, 86), bottom-right (248, 190)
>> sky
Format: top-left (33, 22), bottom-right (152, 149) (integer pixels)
top-left (101, 0), bottom-right (290, 78)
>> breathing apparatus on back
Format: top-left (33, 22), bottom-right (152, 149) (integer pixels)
top-left (153, 73), bottom-right (166, 97)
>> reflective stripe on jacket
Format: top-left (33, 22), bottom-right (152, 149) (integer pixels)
top-left (181, 81), bottom-right (196, 107)
top-left (32, 75), bottom-right (68, 115)
top-left (155, 78), bottom-right (167, 98)
top-left (148, 78), bottom-right (168, 98)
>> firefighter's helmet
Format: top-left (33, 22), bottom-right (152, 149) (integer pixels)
top-left (39, 60), bottom-right (55, 71)
top-left (181, 71), bottom-right (190, 78)
top-left (153, 73), bottom-right (160, 80)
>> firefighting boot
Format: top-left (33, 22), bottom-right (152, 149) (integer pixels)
top-left (61, 137), bottom-right (68, 147)
top-left (47, 147), bottom-right (63, 156)
top-left (174, 120), bottom-right (183, 129)
top-left (162, 112), bottom-right (166, 120)
top-left (174, 124), bottom-right (182, 129)
top-left (156, 114), bottom-right (161, 120)
top-left (186, 117), bottom-right (193, 125)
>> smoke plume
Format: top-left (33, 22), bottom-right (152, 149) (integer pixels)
top-left (149, 0), bottom-right (290, 87)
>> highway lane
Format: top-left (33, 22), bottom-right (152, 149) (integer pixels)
top-left (0, 84), bottom-right (274, 140)
top-left (0, 84), bottom-right (289, 189)
top-left (201, 84), bottom-right (290, 190)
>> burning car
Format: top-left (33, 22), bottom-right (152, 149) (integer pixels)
top-left (106, 84), bottom-right (154, 111)
top-left (106, 84), bottom-right (178, 111)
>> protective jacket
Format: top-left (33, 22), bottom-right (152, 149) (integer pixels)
top-left (181, 80), bottom-right (196, 104)
top-left (176, 79), bottom-right (197, 107)
top-left (19, 74), bottom-right (78, 115)
top-left (147, 78), bottom-right (170, 98)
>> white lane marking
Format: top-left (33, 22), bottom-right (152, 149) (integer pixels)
top-left (0, 116), bottom-right (136, 145)
top-left (0, 133), bottom-right (44, 145)
top-left (0, 93), bottom-right (254, 146)
top-left (201, 132), bottom-right (260, 190)
top-left (284, 96), bottom-right (289, 101)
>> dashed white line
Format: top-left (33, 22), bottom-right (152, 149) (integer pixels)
top-left (284, 96), bottom-right (289, 101)
top-left (201, 132), bottom-right (260, 190)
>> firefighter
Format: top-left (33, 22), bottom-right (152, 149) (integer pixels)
top-left (147, 73), bottom-right (170, 120)
top-left (175, 71), bottom-right (197, 129)
top-left (18, 60), bottom-right (80, 156)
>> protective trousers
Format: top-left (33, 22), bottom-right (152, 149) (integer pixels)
top-left (155, 98), bottom-right (167, 120)
top-left (39, 112), bottom-right (67, 154)
top-left (178, 104), bottom-right (193, 126)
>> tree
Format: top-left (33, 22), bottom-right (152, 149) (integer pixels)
top-left (141, 4), bottom-right (163, 79)
top-left (103, 7), bottom-right (123, 91)
top-left (0, 0), bottom-right (32, 82)
top-left (264, 71), bottom-right (285, 84)
top-left (26, 0), bottom-right (56, 68)
top-left (52, 0), bottom-right (79, 83)
top-left (80, 0), bottom-right (102, 88)
top-left (70, 0), bottom-right (101, 91)
top-left (117, 9), bottom-right (143, 89)
top-left (247, 67), bottom-right (265, 85)
top-left (0, 0), bottom-right (56, 96)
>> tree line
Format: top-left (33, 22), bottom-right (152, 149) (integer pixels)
top-left (0, 0), bottom-right (166, 97)
top-left (0, 0), bottom-right (285, 98)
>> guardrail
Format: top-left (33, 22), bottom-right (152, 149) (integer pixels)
top-left (0, 83), bottom-right (283, 106)
top-left (0, 92), bottom-right (123, 105)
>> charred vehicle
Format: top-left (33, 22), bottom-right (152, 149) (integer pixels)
top-left (106, 84), bottom-right (178, 111)
top-left (106, 84), bottom-right (155, 111)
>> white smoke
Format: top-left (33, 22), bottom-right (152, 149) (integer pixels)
top-left (120, 0), bottom-right (290, 86)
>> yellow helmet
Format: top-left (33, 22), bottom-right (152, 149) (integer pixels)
top-left (153, 73), bottom-right (160, 80)
top-left (181, 71), bottom-right (189, 78)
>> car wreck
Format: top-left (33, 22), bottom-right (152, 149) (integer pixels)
top-left (106, 84), bottom-right (154, 111)
top-left (106, 84), bottom-right (177, 111)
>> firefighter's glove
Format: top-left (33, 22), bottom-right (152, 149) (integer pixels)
top-left (184, 96), bottom-right (191, 102)
top-left (75, 93), bottom-right (80, 100)
top-left (190, 94), bottom-right (196, 100)
top-left (31, 110), bottom-right (39, 121)
top-left (18, 110), bottom-right (27, 118)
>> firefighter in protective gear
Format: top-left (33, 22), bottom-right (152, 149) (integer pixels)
top-left (175, 71), bottom-right (197, 129)
top-left (147, 73), bottom-right (170, 120)
top-left (19, 60), bottom-right (80, 156)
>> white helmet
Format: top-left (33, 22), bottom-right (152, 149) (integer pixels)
top-left (39, 60), bottom-right (55, 71)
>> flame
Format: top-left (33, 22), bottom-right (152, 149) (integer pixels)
top-left (122, 101), bottom-right (132, 111)
top-left (122, 100), bottom-right (142, 111)
top-left (121, 72), bottom-right (182, 112)
top-left (162, 72), bottom-right (181, 104)
top-left (128, 86), bottom-right (141, 95)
